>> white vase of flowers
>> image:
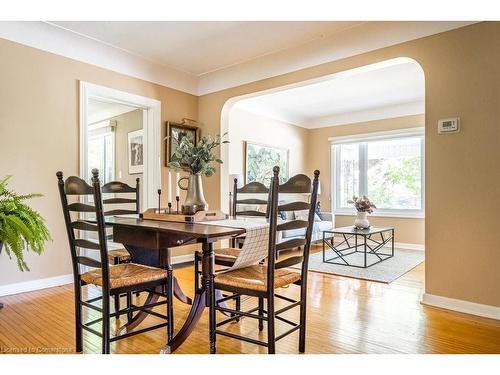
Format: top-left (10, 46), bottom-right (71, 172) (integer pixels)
top-left (348, 196), bottom-right (376, 229)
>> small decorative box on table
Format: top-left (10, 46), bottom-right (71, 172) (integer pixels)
top-left (140, 208), bottom-right (227, 223)
top-left (322, 226), bottom-right (394, 268)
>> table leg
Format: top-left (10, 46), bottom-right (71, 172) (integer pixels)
top-left (160, 242), bottom-right (214, 354)
top-left (116, 286), bottom-right (161, 334)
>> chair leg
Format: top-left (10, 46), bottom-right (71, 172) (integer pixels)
top-left (126, 292), bottom-right (133, 324)
top-left (167, 269), bottom-right (174, 341)
top-left (209, 276), bottom-right (217, 354)
top-left (235, 295), bottom-right (241, 322)
top-left (74, 284), bottom-right (83, 353)
top-left (113, 257), bottom-right (121, 320)
top-left (299, 281), bottom-right (307, 353)
top-left (258, 297), bottom-right (264, 331)
top-left (267, 295), bottom-right (276, 354)
top-left (102, 294), bottom-right (111, 354)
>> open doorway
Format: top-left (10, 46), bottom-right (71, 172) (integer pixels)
top-left (79, 82), bottom-right (161, 209)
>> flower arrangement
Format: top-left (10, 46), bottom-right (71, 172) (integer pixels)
top-left (347, 196), bottom-right (376, 213)
top-left (168, 132), bottom-right (229, 177)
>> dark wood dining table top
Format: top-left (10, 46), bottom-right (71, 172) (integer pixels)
top-left (105, 215), bottom-right (246, 245)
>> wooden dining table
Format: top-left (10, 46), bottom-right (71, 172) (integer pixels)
top-left (105, 215), bottom-right (245, 353)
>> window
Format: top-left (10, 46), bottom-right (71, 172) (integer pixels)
top-left (332, 128), bottom-right (424, 217)
top-left (87, 121), bottom-right (115, 184)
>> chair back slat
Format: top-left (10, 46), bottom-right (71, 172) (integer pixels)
top-left (103, 197), bottom-right (137, 204)
top-left (276, 238), bottom-right (307, 252)
top-left (68, 202), bottom-right (96, 212)
top-left (278, 201), bottom-right (310, 212)
top-left (65, 176), bottom-right (94, 195)
top-left (101, 178), bottom-right (140, 215)
top-left (102, 181), bottom-right (136, 193)
top-left (57, 169), bottom-right (111, 293)
top-left (277, 220), bottom-right (308, 232)
top-left (232, 179), bottom-right (270, 218)
top-left (278, 174), bottom-right (312, 194)
top-left (77, 255), bottom-right (102, 268)
top-left (74, 238), bottom-right (101, 250)
top-left (104, 209), bottom-right (137, 216)
top-left (71, 220), bottom-right (99, 231)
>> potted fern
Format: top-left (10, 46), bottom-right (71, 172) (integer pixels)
top-left (0, 176), bottom-right (51, 286)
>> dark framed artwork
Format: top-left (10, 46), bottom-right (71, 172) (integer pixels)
top-left (128, 129), bottom-right (144, 174)
top-left (244, 141), bottom-right (289, 186)
top-left (165, 121), bottom-right (199, 169)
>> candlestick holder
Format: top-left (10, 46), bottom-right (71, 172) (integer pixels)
top-left (168, 202), bottom-right (172, 214)
top-left (157, 189), bottom-right (162, 214)
top-left (176, 196), bottom-right (180, 214)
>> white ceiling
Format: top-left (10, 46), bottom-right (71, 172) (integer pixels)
top-left (234, 59), bottom-right (425, 128)
top-left (0, 21), bottom-right (474, 95)
top-left (88, 98), bottom-right (138, 124)
top-left (50, 21), bottom-right (363, 76)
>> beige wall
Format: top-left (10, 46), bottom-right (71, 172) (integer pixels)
top-left (228, 107), bottom-right (309, 178)
top-left (1, 22), bottom-right (500, 308)
top-left (0, 38), bottom-right (198, 285)
top-left (112, 109), bottom-right (143, 189)
top-left (198, 22), bottom-right (500, 307)
top-left (308, 114), bottom-right (425, 245)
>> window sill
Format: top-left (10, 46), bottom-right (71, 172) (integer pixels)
top-left (333, 211), bottom-right (425, 219)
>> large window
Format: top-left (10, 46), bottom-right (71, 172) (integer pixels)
top-left (332, 128), bottom-right (424, 217)
top-left (87, 121), bottom-right (115, 184)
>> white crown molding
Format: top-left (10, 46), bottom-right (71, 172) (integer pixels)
top-left (0, 21), bottom-right (199, 95)
top-left (197, 21), bottom-right (475, 95)
top-left (422, 293), bottom-right (500, 321)
top-left (0, 21), bottom-right (475, 96)
top-left (308, 100), bottom-right (425, 128)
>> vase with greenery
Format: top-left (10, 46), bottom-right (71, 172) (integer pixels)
top-left (168, 132), bottom-right (228, 214)
top-left (0, 176), bottom-right (51, 271)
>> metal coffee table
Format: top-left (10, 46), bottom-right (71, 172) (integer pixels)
top-left (322, 226), bottom-right (394, 268)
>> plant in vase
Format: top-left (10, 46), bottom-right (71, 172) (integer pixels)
top-left (167, 132), bottom-right (229, 214)
top-left (0, 176), bottom-right (51, 308)
top-left (347, 195), bottom-right (376, 229)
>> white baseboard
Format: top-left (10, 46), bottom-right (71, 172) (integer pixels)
top-left (0, 274), bottom-right (73, 297)
top-left (421, 293), bottom-right (500, 320)
top-left (392, 242), bottom-right (424, 251)
top-left (171, 253), bottom-right (195, 264)
top-left (0, 254), bottom-right (195, 298)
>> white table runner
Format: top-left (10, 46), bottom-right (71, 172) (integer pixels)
top-left (204, 218), bottom-right (270, 271)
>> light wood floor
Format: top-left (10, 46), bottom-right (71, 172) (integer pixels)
top-left (1, 258), bottom-right (500, 354)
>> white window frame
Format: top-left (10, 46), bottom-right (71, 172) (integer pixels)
top-left (330, 127), bottom-right (425, 219)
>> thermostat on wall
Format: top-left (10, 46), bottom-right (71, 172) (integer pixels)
top-left (438, 117), bottom-right (460, 134)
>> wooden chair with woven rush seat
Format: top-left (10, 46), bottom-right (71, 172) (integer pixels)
top-left (101, 178), bottom-right (140, 317)
top-left (208, 166), bottom-right (320, 354)
top-left (57, 169), bottom-right (171, 354)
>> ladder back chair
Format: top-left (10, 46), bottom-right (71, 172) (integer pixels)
top-left (208, 166), bottom-right (320, 354)
top-left (102, 178), bottom-right (140, 317)
top-left (57, 169), bottom-right (171, 354)
top-left (102, 177), bottom-right (140, 265)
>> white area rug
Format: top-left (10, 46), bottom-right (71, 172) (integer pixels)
top-left (301, 248), bottom-right (424, 283)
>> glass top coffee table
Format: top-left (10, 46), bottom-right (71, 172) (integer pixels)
top-left (322, 226), bottom-right (394, 268)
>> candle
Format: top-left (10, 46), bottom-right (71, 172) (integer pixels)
top-left (176, 172), bottom-right (180, 197)
top-left (168, 172), bottom-right (172, 203)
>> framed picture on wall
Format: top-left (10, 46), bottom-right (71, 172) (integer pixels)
top-left (128, 129), bottom-right (144, 174)
top-left (166, 121), bottom-right (199, 169)
top-left (244, 141), bottom-right (289, 186)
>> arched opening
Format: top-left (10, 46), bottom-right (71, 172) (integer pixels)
top-left (220, 57), bottom-right (425, 280)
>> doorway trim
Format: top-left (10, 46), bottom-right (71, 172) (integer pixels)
top-left (79, 81), bottom-right (161, 209)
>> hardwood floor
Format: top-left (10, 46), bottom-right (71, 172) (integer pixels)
top-left (1, 257), bottom-right (500, 354)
